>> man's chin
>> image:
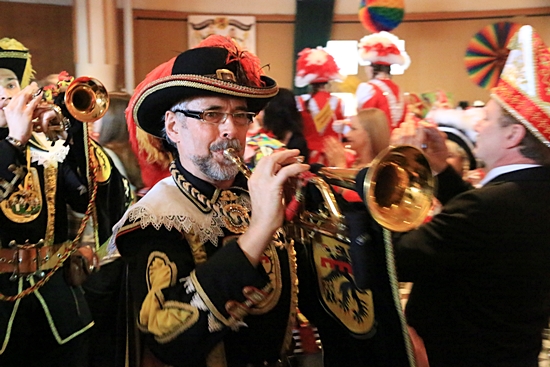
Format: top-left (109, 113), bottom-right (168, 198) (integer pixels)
top-left (201, 162), bottom-right (239, 182)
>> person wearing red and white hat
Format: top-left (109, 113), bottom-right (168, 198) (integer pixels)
top-left (390, 25), bottom-right (550, 366)
top-left (295, 47), bottom-right (345, 165)
top-left (356, 32), bottom-right (410, 131)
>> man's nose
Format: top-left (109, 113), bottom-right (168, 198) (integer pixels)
top-left (0, 96), bottom-right (12, 108)
top-left (219, 114), bottom-right (240, 139)
top-left (0, 88), bottom-right (14, 101)
top-left (474, 118), bottom-right (483, 133)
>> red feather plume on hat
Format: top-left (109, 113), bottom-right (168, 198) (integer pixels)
top-left (126, 57), bottom-right (176, 190)
top-left (195, 35), bottom-right (265, 88)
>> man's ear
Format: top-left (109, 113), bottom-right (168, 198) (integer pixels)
top-left (505, 123), bottom-right (526, 149)
top-left (164, 111), bottom-right (179, 143)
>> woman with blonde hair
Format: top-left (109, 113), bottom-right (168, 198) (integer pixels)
top-left (324, 107), bottom-right (390, 168)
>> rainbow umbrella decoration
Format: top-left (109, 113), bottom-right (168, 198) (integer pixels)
top-left (464, 21), bottom-right (522, 90)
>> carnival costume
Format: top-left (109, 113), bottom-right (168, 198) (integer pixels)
top-left (295, 47), bottom-right (345, 165)
top-left (111, 37), bottom-right (297, 367)
top-left (356, 32), bottom-right (410, 130)
top-left (0, 39), bottom-right (130, 366)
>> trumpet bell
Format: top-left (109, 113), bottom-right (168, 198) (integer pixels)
top-left (363, 145), bottom-right (435, 232)
top-left (65, 77), bottom-right (109, 122)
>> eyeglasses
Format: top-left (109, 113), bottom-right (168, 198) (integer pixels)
top-left (173, 109), bottom-right (256, 126)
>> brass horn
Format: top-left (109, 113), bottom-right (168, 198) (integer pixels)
top-left (318, 145), bottom-right (436, 232)
top-left (64, 76), bottom-right (110, 122)
top-left (224, 145), bottom-right (435, 233)
top-left (32, 77), bottom-right (109, 140)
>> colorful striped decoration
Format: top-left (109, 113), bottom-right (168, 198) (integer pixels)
top-left (358, 0), bottom-right (405, 33)
top-left (464, 21), bottom-right (522, 90)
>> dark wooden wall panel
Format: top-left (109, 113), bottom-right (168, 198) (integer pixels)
top-left (0, 2), bottom-right (74, 83)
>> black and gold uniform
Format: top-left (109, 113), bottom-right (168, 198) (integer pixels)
top-left (113, 159), bottom-right (297, 367)
top-left (0, 38), bottom-right (130, 367)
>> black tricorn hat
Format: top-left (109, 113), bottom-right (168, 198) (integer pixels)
top-left (0, 38), bottom-right (34, 88)
top-left (131, 38), bottom-right (278, 138)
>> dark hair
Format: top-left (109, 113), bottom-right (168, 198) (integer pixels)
top-left (263, 88), bottom-right (304, 140)
top-left (498, 109), bottom-right (550, 165)
top-left (372, 63), bottom-right (391, 77)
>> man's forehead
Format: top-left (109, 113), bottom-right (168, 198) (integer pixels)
top-left (486, 99), bottom-right (501, 116)
top-left (0, 68), bottom-right (18, 80)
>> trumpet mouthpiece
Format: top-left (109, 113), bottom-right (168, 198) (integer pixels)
top-left (223, 148), bottom-right (251, 179)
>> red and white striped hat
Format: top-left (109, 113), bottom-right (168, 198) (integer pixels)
top-left (491, 25), bottom-right (550, 148)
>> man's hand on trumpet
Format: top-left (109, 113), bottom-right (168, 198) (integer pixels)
top-left (391, 119), bottom-right (450, 174)
top-left (238, 149), bottom-right (309, 266)
top-left (3, 82), bottom-right (61, 146)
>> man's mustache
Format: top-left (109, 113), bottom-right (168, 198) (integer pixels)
top-left (210, 139), bottom-right (242, 153)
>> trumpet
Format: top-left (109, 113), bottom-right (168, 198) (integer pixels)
top-left (33, 76), bottom-right (109, 138)
top-left (64, 76), bottom-right (109, 123)
top-left (317, 145), bottom-right (435, 232)
top-left (224, 145), bottom-right (435, 233)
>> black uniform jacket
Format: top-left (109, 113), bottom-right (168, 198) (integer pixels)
top-left (114, 160), bottom-right (296, 367)
top-left (0, 114), bottom-right (130, 352)
top-left (394, 165), bottom-right (550, 367)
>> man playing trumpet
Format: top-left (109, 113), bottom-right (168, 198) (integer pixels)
top-left (0, 38), bottom-right (130, 367)
top-left (390, 25), bottom-right (550, 367)
top-left (111, 35), bottom-right (309, 367)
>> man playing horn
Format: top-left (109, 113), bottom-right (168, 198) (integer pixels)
top-left (0, 38), bottom-right (130, 367)
top-left (390, 25), bottom-right (550, 366)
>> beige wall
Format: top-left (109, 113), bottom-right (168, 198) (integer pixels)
top-left (133, 9), bottom-right (550, 106)
top-left (386, 16), bottom-right (550, 105)
top-left (1, 2), bottom-right (549, 108)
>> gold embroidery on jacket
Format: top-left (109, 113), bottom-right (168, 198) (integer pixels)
top-left (0, 148), bottom-right (43, 223)
top-left (138, 251), bottom-right (200, 344)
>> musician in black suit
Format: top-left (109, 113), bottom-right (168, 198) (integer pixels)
top-left (390, 25), bottom-right (550, 367)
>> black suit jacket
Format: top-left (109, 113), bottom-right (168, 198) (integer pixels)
top-left (394, 165), bottom-right (550, 367)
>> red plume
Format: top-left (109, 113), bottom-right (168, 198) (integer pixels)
top-left (195, 35), bottom-right (265, 87)
top-left (126, 57), bottom-right (176, 189)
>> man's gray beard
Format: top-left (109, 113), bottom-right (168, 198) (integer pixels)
top-left (191, 139), bottom-right (242, 181)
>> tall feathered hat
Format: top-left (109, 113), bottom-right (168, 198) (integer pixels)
top-left (294, 47), bottom-right (343, 88)
top-left (491, 25), bottom-right (550, 148)
top-left (357, 31), bottom-right (410, 70)
top-left (130, 35), bottom-right (278, 138)
top-left (0, 38), bottom-right (35, 88)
